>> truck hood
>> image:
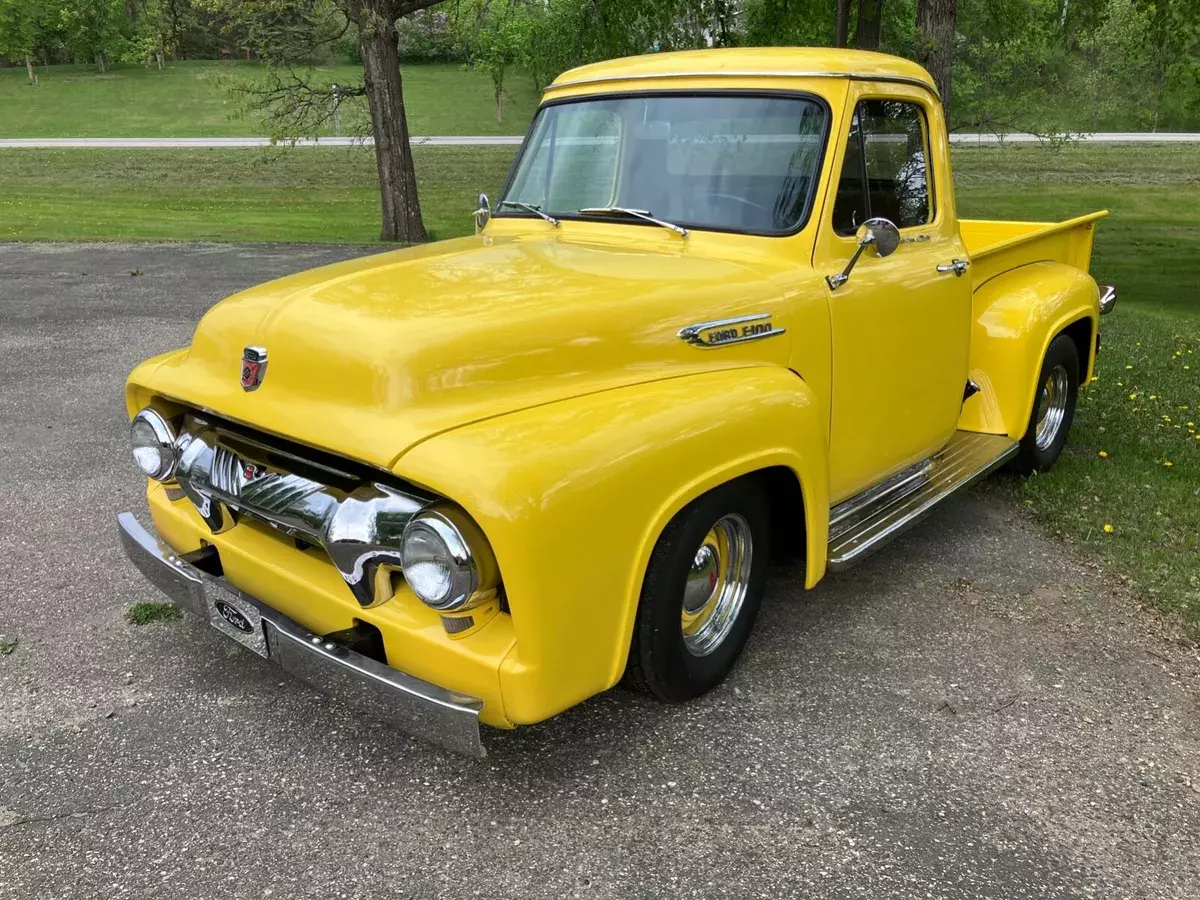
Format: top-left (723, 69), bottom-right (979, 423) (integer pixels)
top-left (144, 231), bottom-right (791, 470)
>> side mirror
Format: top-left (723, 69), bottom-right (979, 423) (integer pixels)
top-left (826, 217), bottom-right (900, 291)
top-left (473, 193), bottom-right (491, 234)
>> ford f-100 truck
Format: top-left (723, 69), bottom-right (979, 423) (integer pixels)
top-left (118, 48), bottom-right (1116, 756)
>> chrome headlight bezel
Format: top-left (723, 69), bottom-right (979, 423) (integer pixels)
top-left (130, 408), bottom-right (179, 482)
top-left (400, 505), bottom-right (499, 612)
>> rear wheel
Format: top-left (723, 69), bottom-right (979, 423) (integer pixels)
top-left (1010, 333), bottom-right (1080, 474)
top-left (625, 477), bottom-right (770, 703)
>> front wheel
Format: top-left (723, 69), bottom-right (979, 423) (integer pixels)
top-left (624, 477), bottom-right (770, 703)
top-left (1010, 333), bottom-right (1080, 474)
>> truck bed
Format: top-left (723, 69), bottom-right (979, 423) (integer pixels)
top-left (960, 210), bottom-right (1108, 292)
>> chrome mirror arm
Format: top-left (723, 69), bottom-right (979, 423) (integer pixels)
top-left (826, 234), bottom-right (875, 291)
top-left (825, 216), bottom-right (900, 291)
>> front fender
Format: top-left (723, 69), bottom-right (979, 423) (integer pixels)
top-left (958, 261), bottom-right (1098, 439)
top-left (395, 366), bottom-right (829, 724)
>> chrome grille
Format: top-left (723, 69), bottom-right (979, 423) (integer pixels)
top-left (172, 421), bottom-right (428, 608)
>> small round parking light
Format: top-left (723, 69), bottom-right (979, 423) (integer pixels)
top-left (130, 408), bottom-right (178, 482)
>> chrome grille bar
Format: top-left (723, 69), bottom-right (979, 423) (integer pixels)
top-left (173, 424), bottom-right (427, 608)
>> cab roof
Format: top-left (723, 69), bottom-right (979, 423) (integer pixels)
top-left (549, 47), bottom-right (938, 96)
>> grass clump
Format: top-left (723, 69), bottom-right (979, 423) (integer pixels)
top-left (127, 602), bottom-right (183, 626)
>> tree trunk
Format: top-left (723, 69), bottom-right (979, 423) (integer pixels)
top-left (25, 54), bottom-right (38, 85)
top-left (835, 0), bottom-right (852, 47)
top-left (855, 0), bottom-right (883, 50)
top-left (916, 0), bottom-right (957, 116)
top-left (95, 51), bottom-right (109, 74)
top-left (358, 15), bottom-right (427, 243)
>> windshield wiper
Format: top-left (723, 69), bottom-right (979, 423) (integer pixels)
top-left (498, 200), bottom-right (560, 227)
top-left (577, 207), bottom-right (689, 238)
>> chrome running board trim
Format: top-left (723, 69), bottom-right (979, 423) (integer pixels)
top-left (827, 431), bottom-right (1018, 572)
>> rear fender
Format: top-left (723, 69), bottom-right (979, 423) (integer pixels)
top-left (395, 366), bottom-right (829, 724)
top-left (958, 261), bottom-right (1098, 439)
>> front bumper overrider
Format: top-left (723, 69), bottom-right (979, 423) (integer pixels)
top-left (116, 511), bottom-right (487, 757)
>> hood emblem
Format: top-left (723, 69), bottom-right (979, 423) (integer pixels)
top-left (240, 346), bottom-right (268, 391)
top-left (678, 313), bottom-right (786, 349)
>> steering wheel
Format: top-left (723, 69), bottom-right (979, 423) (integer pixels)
top-left (701, 193), bottom-right (772, 214)
top-left (695, 192), bottom-right (774, 227)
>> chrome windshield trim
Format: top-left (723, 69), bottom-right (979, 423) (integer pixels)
top-left (549, 70), bottom-right (939, 98)
top-left (174, 425), bottom-right (426, 608)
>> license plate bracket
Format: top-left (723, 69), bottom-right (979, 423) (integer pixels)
top-left (206, 589), bottom-right (269, 658)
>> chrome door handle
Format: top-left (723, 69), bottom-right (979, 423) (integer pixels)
top-left (937, 258), bottom-right (970, 277)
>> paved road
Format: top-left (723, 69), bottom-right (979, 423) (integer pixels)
top-left (2, 132), bottom-right (1200, 148)
top-left (1, 242), bottom-right (1198, 899)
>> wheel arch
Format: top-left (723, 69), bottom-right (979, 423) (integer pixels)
top-left (394, 366), bottom-right (830, 724)
top-left (958, 261), bottom-right (1099, 439)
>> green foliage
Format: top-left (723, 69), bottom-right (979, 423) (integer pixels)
top-left (396, 6), bottom-right (458, 61)
top-left (126, 601), bottom-right (182, 625)
top-left (0, 0), bottom-right (51, 64)
top-left (57, 0), bottom-right (126, 70)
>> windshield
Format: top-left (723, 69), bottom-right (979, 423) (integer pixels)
top-left (499, 93), bottom-right (828, 235)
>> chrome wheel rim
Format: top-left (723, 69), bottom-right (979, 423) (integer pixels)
top-left (681, 513), bottom-right (754, 657)
top-left (1035, 364), bottom-right (1070, 451)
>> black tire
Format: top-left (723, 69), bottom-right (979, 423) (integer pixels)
top-left (624, 476), bottom-right (770, 703)
top-left (1009, 333), bottom-right (1080, 475)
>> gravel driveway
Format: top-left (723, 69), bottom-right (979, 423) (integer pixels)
top-left (1, 242), bottom-right (1197, 899)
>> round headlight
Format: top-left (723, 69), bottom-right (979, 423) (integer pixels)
top-left (130, 408), bottom-right (178, 481)
top-left (400, 506), bottom-right (498, 611)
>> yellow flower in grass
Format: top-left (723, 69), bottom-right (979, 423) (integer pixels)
top-left (1125, 364), bottom-right (1134, 370)
top-left (1098, 450), bottom-right (1109, 458)
top-left (1149, 394), bottom-right (1158, 400)
top-left (1163, 460), bottom-right (1174, 468)
top-left (1103, 524), bottom-right (1114, 534)
top-left (1129, 393), bottom-right (1137, 400)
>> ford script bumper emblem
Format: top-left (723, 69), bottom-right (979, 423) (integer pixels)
top-left (214, 599), bottom-right (254, 634)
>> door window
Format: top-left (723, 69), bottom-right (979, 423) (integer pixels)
top-left (832, 100), bottom-right (932, 236)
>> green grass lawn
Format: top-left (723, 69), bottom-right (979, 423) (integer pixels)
top-left (955, 144), bottom-right (1200, 633)
top-left (0, 146), bottom-right (516, 242)
top-left (0, 60), bottom-right (540, 137)
top-left (0, 141), bottom-right (1196, 630)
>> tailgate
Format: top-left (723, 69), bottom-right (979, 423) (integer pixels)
top-left (960, 210), bottom-right (1108, 292)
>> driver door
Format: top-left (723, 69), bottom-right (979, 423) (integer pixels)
top-left (813, 84), bottom-right (971, 504)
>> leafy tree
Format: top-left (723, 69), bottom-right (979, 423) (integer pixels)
top-left (1135, 0), bottom-right (1200, 130)
top-left (58, 0), bottom-right (126, 72)
top-left (214, 0), bottom-right (443, 241)
top-left (0, 0), bottom-right (51, 83)
top-left (458, 0), bottom-right (530, 122)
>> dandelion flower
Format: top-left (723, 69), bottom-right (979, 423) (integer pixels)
top-left (1163, 460), bottom-right (1174, 467)
top-left (1128, 393), bottom-right (1137, 400)
top-left (1150, 394), bottom-right (1158, 400)
top-left (1103, 524), bottom-right (1113, 534)
top-left (1098, 450), bottom-right (1109, 458)
top-left (1125, 365), bottom-right (1134, 370)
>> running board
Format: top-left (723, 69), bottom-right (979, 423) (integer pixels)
top-left (826, 431), bottom-right (1018, 572)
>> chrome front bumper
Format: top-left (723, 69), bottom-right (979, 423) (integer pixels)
top-left (116, 512), bottom-right (486, 757)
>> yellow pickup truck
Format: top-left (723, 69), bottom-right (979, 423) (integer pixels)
top-left (118, 48), bottom-right (1115, 756)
